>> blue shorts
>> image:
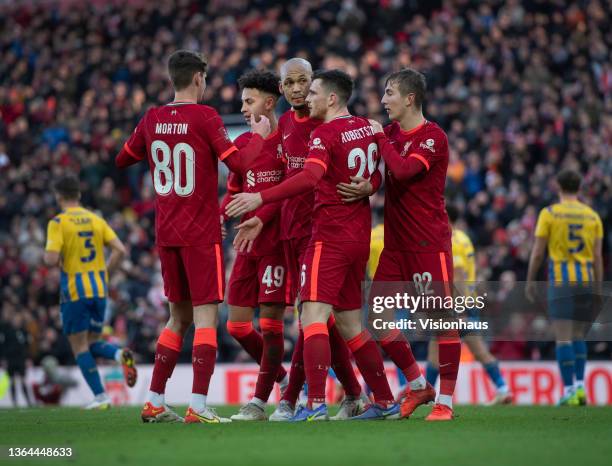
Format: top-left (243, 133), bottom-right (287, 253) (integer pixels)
top-left (547, 284), bottom-right (596, 322)
top-left (60, 298), bottom-right (106, 335)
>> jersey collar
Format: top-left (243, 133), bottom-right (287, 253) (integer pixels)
top-left (399, 119), bottom-right (428, 136)
top-left (292, 109), bottom-right (310, 123)
top-left (167, 101), bottom-right (196, 106)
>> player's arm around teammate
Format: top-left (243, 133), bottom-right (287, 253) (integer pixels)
top-left (223, 70), bottom-right (290, 421)
top-left (115, 51), bottom-right (273, 423)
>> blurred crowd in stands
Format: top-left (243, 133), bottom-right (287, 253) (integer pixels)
top-left (0, 0), bottom-right (610, 370)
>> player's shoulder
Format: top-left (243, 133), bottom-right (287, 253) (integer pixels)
top-left (422, 120), bottom-right (448, 143)
top-left (278, 110), bottom-right (292, 127)
top-left (310, 121), bottom-right (335, 141)
top-left (185, 104), bottom-right (222, 124)
top-left (575, 201), bottom-right (600, 219)
top-left (383, 121), bottom-right (399, 137)
top-left (196, 104), bottom-right (221, 116)
top-left (234, 131), bottom-right (252, 148)
top-left (49, 213), bottom-right (64, 225)
top-left (540, 203), bottom-right (557, 215)
top-left (78, 207), bottom-right (105, 224)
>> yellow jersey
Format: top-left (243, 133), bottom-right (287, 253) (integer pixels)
top-left (535, 200), bottom-right (603, 284)
top-left (452, 228), bottom-right (476, 283)
top-left (368, 223), bottom-right (385, 279)
top-left (45, 206), bottom-right (117, 302)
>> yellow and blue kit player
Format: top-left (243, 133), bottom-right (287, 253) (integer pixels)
top-left (526, 170), bottom-right (604, 406)
top-left (425, 204), bottom-right (512, 405)
top-left (44, 174), bottom-right (136, 409)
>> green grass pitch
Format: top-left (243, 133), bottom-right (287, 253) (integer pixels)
top-left (1, 405), bottom-right (611, 466)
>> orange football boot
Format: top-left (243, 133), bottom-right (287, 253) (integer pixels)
top-left (400, 382), bottom-right (436, 418)
top-left (141, 402), bottom-right (183, 423)
top-left (425, 403), bottom-right (454, 421)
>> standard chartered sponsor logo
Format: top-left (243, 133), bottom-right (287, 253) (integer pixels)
top-left (257, 170), bottom-right (282, 183)
top-left (246, 169), bottom-right (283, 187)
top-left (246, 170), bottom-right (255, 187)
top-left (286, 155), bottom-right (305, 169)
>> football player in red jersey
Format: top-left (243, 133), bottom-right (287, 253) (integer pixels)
top-left (237, 59), bottom-right (373, 421)
top-left (368, 68), bottom-right (460, 421)
top-left (218, 70), bottom-right (290, 421)
top-left (227, 70), bottom-right (399, 421)
top-left (115, 50), bottom-right (271, 424)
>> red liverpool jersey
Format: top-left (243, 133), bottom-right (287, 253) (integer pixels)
top-left (306, 115), bottom-right (380, 244)
top-left (120, 102), bottom-right (238, 247)
top-left (226, 130), bottom-right (284, 256)
top-left (277, 110), bottom-right (322, 240)
top-left (383, 120), bottom-right (452, 252)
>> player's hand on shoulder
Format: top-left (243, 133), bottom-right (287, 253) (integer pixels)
top-left (368, 119), bottom-right (383, 134)
top-left (337, 176), bottom-right (373, 203)
top-left (225, 192), bottom-right (263, 218)
top-left (251, 114), bottom-right (271, 138)
top-left (233, 217), bottom-right (264, 254)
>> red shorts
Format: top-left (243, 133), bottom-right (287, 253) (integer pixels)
top-left (158, 243), bottom-right (224, 306)
top-left (372, 249), bottom-right (453, 296)
top-left (300, 240), bottom-right (369, 311)
top-left (283, 235), bottom-right (310, 305)
top-left (227, 253), bottom-right (289, 308)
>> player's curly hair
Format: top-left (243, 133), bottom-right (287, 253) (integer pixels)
top-left (167, 50), bottom-right (208, 91)
top-left (386, 68), bottom-right (427, 109)
top-left (238, 70), bottom-right (281, 97)
top-left (312, 69), bottom-right (353, 106)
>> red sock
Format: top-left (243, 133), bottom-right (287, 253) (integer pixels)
top-left (150, 328), bottom-right (182, 394)
top-left (227, 321), bottom-right (287, 383)
top-left (254, 318), bottom-right (285, 402)
top-left (379, 329), bottom-right (422, 382)
top-left (328, 317), bottom-right (361, 398)
top-left (303, 322), bottom-right (330, 405)
top-left (347, 330), bottom-right (394, 406)
top-left (192, 328), bottom-right (217, 395)
top-left (438, 332), bottom-right (461, 396)
top-left (282, 325), bottom-right (305, 405)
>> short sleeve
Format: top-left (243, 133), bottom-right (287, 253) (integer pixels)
top-left (102, 219), bottom-right (118, 244)
top-left (122, 115), bottom-right (147, 161)
top-left (45, 218), bottom-right (63, 252)
top-left (409, 128), bottom-right (447, 171)
top-left (305, 127), bottom-right (331, 172)
top-left (535, 208), bottom-right (551, 238)
top-left (203, 109), bottom-right (238, 161)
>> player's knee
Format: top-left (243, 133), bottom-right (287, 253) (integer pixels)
top-left (167, 314), bottom-right (192, 335)
top-left (68, 333), bottom-right (89, 355)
